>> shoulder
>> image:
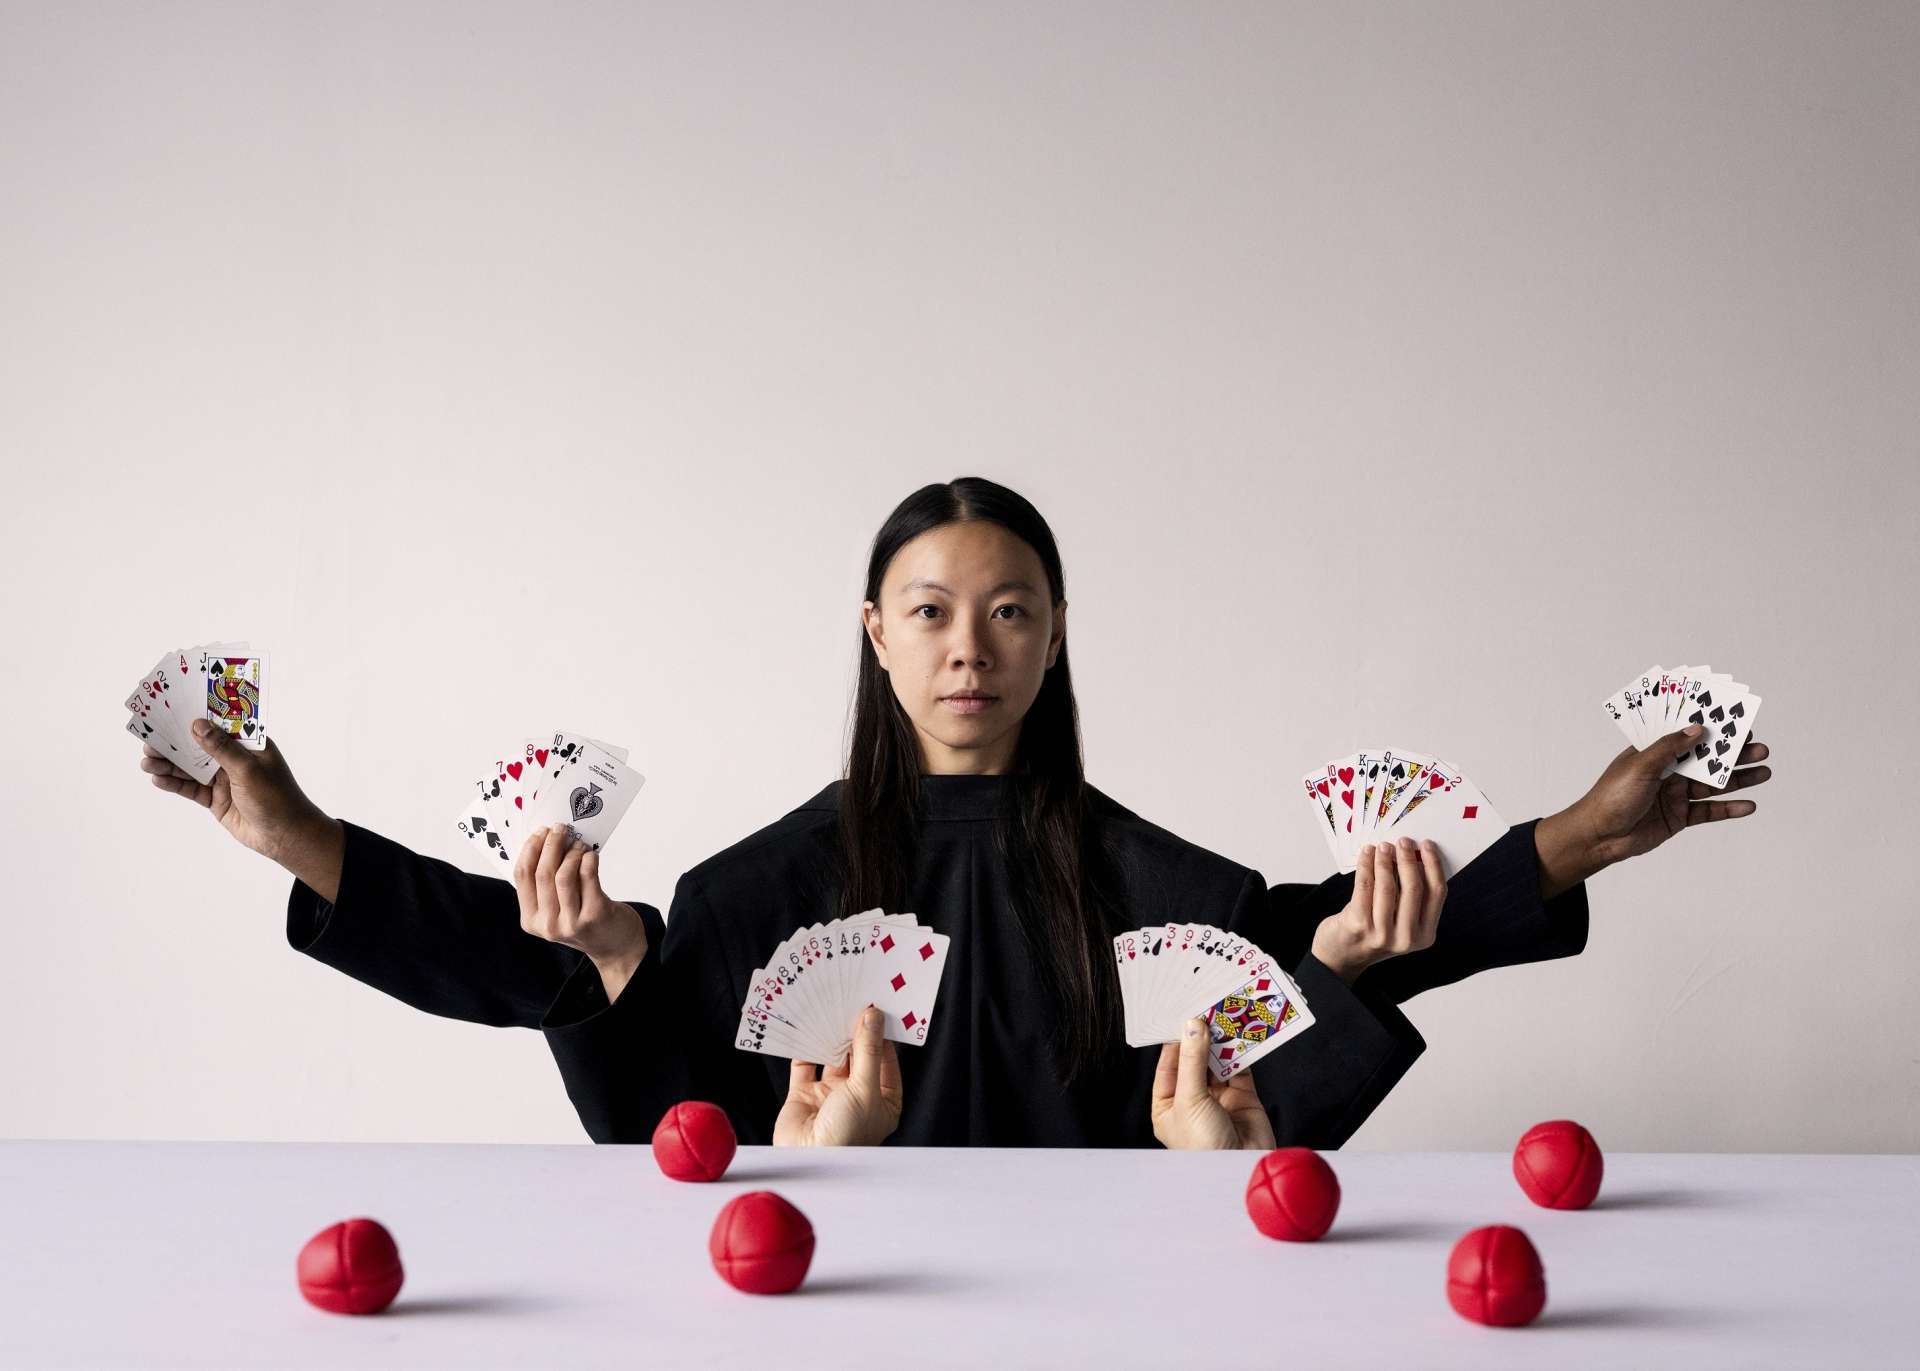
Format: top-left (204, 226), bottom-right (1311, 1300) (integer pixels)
top-left (1084, 782), bottom-right (1263, 902)
top-left (679, 780), bottom-right (842, 905)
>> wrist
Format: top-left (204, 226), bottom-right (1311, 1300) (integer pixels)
top-left (271, 810), bottom-right (345, 902)
top-left (1536, 806), bottom-right (1609, 900)
top-left (588, 907), bottom-right (650, 1001)
top-left (1308, 926), bottom-right (1366, 986)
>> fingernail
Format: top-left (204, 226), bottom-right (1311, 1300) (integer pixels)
top-left (1185, 1019), bottom-right (1201, 1038)
top-left (1685, 724), bottom-right (1701, 736)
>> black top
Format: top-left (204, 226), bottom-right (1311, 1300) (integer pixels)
top-left (287, 774), bottom-right (1590, 1147)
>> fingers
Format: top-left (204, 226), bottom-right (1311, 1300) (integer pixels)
top-left (1416, 838), bottom-right (1446, 939)
top-left (513, 826), bottom-right (548, 929)
top-left (1175, 1017), bottom-right (1211, 1110)
top-left (1686, 766), bottom-right (1770, 800)
top-left (878, 1036), bottom-right (902, 1098)
top-left (849, 1005), bottom-right (885, 1095)
top-left (1369, 842), bottom-right (1398, 940)
top-left (1686, 796), bottom-right (1758, 825)
top-left (189, 719), bottom-right (244, 764)
top-left (553, 837), bottom-right (589, 935)
top-left (1657, 724), bottom-right (1701, 763)
top-left (787, 1059), bottom-right (817, 1096)
top-left (1392, 838), bottom-right (1423, 944)
top-left (1352, 842), bottom-right (1375, 921)
top-left (1152, 1040), bottom-right (1179, 1103)
top-left (534, 824), bottom-right (572, 925)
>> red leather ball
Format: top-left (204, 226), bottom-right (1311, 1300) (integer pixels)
top-left (653, 1100), bottom-right (738, 1182)
top-left (710, 1191), bottom-right (815, 1295)
top-left (1512, 1119), bottom-right (1604, 1210)
top-left (1446, 1225), bottom-right (1546, 1326)
top-left (1244, 1147), bottom-right (1341, 1241)
top-left (297, 1218), bottom-right (404, 1315)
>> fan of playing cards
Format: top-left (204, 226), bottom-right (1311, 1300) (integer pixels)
top-left (453, 732), bottom-right (645, 866)
top-left (1603, 664), bottom-right (1762, 789)
top-left (1301, 750), bottom-right (1511, 876)
top-left (124, 642), bottom-right (271, 784)
top-left (1115, 925), bottom-right (1314, 1080)
top-left (736, 913), bottom-right (952, 1067)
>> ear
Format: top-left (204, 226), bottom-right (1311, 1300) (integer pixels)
top-left (1045, 598), bottom-right (1067, 670)
top-left (861, 600), bottom-right (889, 671)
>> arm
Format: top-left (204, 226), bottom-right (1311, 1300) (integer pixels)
top-left (1346, 816), bottom-right (1591, 1006)
top-left (540, 872), bottom-right (782, 1144)
top-left (286, 818), bottom-right (605, 1029)
top-left (1228, 870), bottom-right (1428, 1150)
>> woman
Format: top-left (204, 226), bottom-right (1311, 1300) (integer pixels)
top-left (141, 479), bottom-right (1762, 1147)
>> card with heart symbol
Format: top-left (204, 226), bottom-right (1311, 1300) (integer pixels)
top-left (1112, 922), bottom-right (1314, 1080)
top-left (1300, 749), bottom-right (1510, 877)
top-left (1603, 663), bottom-right (1761, 790)
top-left (124, 641), bottom-right (270, 784)
top-left (452, 730), bottom-right (642, 867)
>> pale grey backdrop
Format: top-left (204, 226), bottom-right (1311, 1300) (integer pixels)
top-left (2, 1), bottom-right (1912, 1150)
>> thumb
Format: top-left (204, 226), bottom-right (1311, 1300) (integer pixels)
top-left (850, 1005), bottom-right (885, 1094)
top-left (1175, 1016), bottom-right (1212, 1110)
top-left (1654, 722), bottom-right (1703, 764)
top-left (190, 718), bottom-right (239, 759)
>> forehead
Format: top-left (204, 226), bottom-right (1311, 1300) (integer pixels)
top-left (884, 521), bottom-right (1046, 594)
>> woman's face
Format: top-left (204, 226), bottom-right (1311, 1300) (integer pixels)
top-left (862, 520), bottom-right (1066, 775)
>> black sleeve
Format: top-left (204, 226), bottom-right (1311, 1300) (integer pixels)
top-left (540, 871), bottom-right (783, 1144)
top-left (286, 817), bottom-right (641, 1030)
top-left (1228, 868), bottom-right (1428, 1150)
top-left (1346, 816), bottom-right (1592, 1006)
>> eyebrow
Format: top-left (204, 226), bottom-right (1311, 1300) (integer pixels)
top-left (901, 578), bottom-right (1038, 597)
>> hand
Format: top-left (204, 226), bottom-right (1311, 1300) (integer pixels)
top-left (514, 824), bottom-right (649, 998)
top-left (137, 719), bottom-right (331, 864)
top-left (774, 1006), bottom-right (904, 1147)
top-left (1150, 1017), bottom-right (1277, 1150)
top-left (1310, 837), bottom-right (1448, 985)
top-left (1565, 725), bottom-right (1771, 868)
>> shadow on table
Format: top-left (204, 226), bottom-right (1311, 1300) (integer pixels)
top-left (1587, 1186), bottom-right (1763, 1211)
top-left (387, 1294), bottom-right (571, 1318)
top-left (800, 1272), bottom-right (996, 1298)
top-left (1319, 1220), bottom-right (1460, 1243)
top-left (1534, 1303), bottom-right (1744, 1331)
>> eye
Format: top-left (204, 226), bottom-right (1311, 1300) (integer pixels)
top-left (913, 604), bottom-right (941, 619)
top-left (993, 604), bottom-right (1024, 619)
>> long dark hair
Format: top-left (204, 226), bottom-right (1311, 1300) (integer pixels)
top-left (835, 477), bottom-right (1126, 1086)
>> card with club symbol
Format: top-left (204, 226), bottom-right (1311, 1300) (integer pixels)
top-left (125, 641), bottom-right (270, 784)
top-left (736, 911), bottom-right (951, 1067)
top-left (452, 731), bottom-right (642, 866)
top-left (1113, 923), bottom-right (1314, 1080)
top-left (1601, 664), bottom-right (1761, 789)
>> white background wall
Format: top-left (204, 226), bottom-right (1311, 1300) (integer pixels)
top-left (3, 1), bottom-right (1912, 1151)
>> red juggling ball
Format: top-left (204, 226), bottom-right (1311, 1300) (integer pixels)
top-left (1512, 1119), bottom-right (1604, 1210)
top-left (1446, 1225), bottom-right (1546, 1326)
top-left (297, 1218), bottom-right (404, 1315)
top-left (653, 1100), bottom-right (738, 1182)
top-left (710, 1191), bottom-right (815, 1294)
top-left (1244, 1147), bottom-right (1341, 1241)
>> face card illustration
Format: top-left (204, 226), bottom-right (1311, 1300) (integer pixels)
top-left (1199, 972), bottom-right (1315, 1081)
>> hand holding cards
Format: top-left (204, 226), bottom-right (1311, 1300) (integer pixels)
top-left (125, 642), bottom-right (271, 782)
top-left (737, 913), bottom-right (952, 1068)
top-left (454, 731), bottom-right (645, 866)
top-left (1602, 664), bottom-right (1762, 788)
top-left (1115, 924), bottom-right (1314, 1080)
top-left (1301, 749), bottom-right (1510, 877)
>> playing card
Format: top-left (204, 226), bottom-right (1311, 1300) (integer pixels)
top-left (859, 916), bottom-right (951, 1047)
top-left (195, 647), bottom-right (269, 750)
top-left (735, 912), bottom-right (947, 1068)
top-left (522, 740), bottom-right (645, 853)
top-left (1116, 923), bottom-right (1314, 1072)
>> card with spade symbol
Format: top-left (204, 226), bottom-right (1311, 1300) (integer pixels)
top-left (521, 736), bottom-right (644, 853)
top-left (1299, 749), bottom-right (1510, 876)
top-left (1602, 663), bottom-right (1762, 790)
top-left (123, 641), bottom-right (269, 784)
top-left (452, 730), bottom-right (641, 866)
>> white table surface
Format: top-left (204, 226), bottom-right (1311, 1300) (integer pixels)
top-left (0, 1142), bottom-right (1914, 1369)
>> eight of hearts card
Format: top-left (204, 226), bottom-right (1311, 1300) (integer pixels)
top-left (1601, 664), bottom-right (1762, 789)
top-left (1300, 749), bottom-right (1510, 877)
top-left (736, 912), bottom-right (952, 1067)
top-left (125, 642), bottom-right (270, 785)
top-left (1113, 923), bottom-right (1315, 1081)
top-left (452, 731), bottom-right (643, 867)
